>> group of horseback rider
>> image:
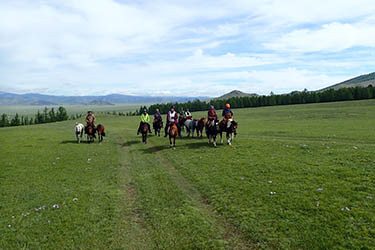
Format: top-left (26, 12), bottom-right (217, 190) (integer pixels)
top-left (137, 103), bottom-right (234, 136)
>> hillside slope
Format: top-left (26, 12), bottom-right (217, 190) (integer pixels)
top-left (322, 72), bottom-right (375, 90)
top-left (213, 90), bottom-right (258, 100)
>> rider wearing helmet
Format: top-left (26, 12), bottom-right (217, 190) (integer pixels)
top-left (137, 109), bottom-right (152, 135)
top-left (222, 103), bottom-right (234, 128)
top-left (164, 105), bottom-right (181, 137)
top-left (207, 105), bottom-right (218, 122)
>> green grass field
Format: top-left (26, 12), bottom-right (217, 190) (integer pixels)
top-left (1, 100), bottom-right (375, 249)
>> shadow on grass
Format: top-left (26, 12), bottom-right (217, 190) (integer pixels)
top-left (140, 145), bottom-right (169, 154)
top-left (181, 141), bottom-right (215, 149)
top-left (121, 140), bottom-right (140, 147)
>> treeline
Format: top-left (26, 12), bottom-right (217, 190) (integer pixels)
top-left (145, 86), bottom-right (375, 114)
top-left (0, 107), bottom-right (82, 128)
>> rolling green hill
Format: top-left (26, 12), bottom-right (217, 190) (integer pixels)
top-left (322, 72), bottom-right (375, 90)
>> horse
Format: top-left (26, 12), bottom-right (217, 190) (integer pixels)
top-left (205, 119), bottom-right (219, 147)
top-left (178, 116), bottom-right (186, 134)
top-left (184, 119), bottom-right (197, 137)
top-left (85, 124), bottom-right (96, 143)
top-left (169, 122), bottom-right (178, 148)
top-left (75, 122), bottom-right (84, 143)
top-left (219, 120), bottom-right (238, 145)
top-left (141, 122), bottom-right (149, 144)
top-left (196, 117), bottom-right (206, 138)
top-left (153, 119), bottom-right (163, 137)
top-left (96, 124), bottom-right (105, 143)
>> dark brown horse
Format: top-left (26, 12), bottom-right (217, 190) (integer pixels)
top-left (169, 122), bottom-right (178, 148)
top-left (153, 119), bottom-right (163, 136)
top-left (219, 120), bottom-right (238, 145)
top-left (85, 124), bottom-right (96, 143)
top-left (141, 123), bottom-right (149, 144)
top-left (196, 117), bottom-right (206, 138)
top-left (178, 116), bottom-right (186, 135)
top-left (97, 124), bottom-right (105, 143)
top-left (205, 119), bottom-right (219, 147)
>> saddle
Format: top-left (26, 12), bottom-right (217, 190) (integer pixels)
top-left (85, 123), bottom-right (96, 133)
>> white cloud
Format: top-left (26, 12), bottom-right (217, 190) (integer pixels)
top-left (0, 0), bottom-right (374, 96)
top-left (265, 21), bottom-right (375, 52)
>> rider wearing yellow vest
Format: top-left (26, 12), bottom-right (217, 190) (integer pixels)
top-left (137, 109), bottom-right (152, 135)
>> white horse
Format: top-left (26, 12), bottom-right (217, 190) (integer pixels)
top-left (184, 119), bottom-right (197, 137)
top-left (75, 122), bottom-right (84, 143)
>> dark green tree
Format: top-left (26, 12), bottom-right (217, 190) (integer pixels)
top-left (10, 113), bottom-right (21, 126)
top-left (56, 107), bottom-right (69, 121)
top-left (0, 113), bottom-right (9, 127)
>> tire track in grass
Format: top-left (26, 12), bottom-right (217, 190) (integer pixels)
top-left (112, 135), bottom-right (154, 250)
top-left (120, 131), bottom-right (229, 249)
top-left (146, 137), bottom-right (255, 249)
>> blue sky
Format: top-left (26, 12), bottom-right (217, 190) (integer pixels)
top-left (0, 0), bottom-right (374, 97)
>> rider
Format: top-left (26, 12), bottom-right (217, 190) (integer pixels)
top-left (85, 111), bottom-right (96, 131)
top-left (222, 103), bottom-right (234, 128)
top-left (164, 105), bottom-right (181, 137)
top-left (154, 108), bottom-right (162, 123)
top-left (184, 109), bottom-right (192, 120)
top-left (137, 109), bottom-right (152, 135)
top-left (179, 108), bottom-right (185, 118)
top-left (207, 105), bottom-right (218, 122)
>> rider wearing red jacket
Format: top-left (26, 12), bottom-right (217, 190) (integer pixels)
top-left (207, 105), bottom-right (218, 121)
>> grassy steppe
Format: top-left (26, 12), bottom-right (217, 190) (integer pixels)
top-left (1, 100), bottom-right (375, 249)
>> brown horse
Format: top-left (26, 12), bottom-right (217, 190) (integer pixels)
top-left (141, 123), bottom-right (149, 144)
top-left (85, 124), bottom-right (96, 143)
top-left (219, 119), bottom-right (238, 145)
top-left (97, 124), bottom-right (105, 143)
top-left (196, 117), bottom-right (206, 138)
top-left (169, 122), bottom-right (178, 148)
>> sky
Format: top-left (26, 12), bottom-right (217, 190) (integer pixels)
top-left (0, 0), bottom-right (375, 97)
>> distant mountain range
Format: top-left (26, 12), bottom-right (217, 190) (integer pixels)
top-left (1, 72), bottom-right (374, 105)
top-left (321, 72), bottom-right (375, 91)
top-left (0, 92), bottom-right (207, 105)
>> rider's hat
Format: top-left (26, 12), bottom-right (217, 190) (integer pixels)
top-left (170, 105), bottom-right (175, 109)
top-left (210, 105), bottom-right (214, 110)
top-left (88, 111), bottom-right (92, 113)
top-left (225, 103), bottom-right (230, 108)
top-left (143, 109), bottom-right (147, 112)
